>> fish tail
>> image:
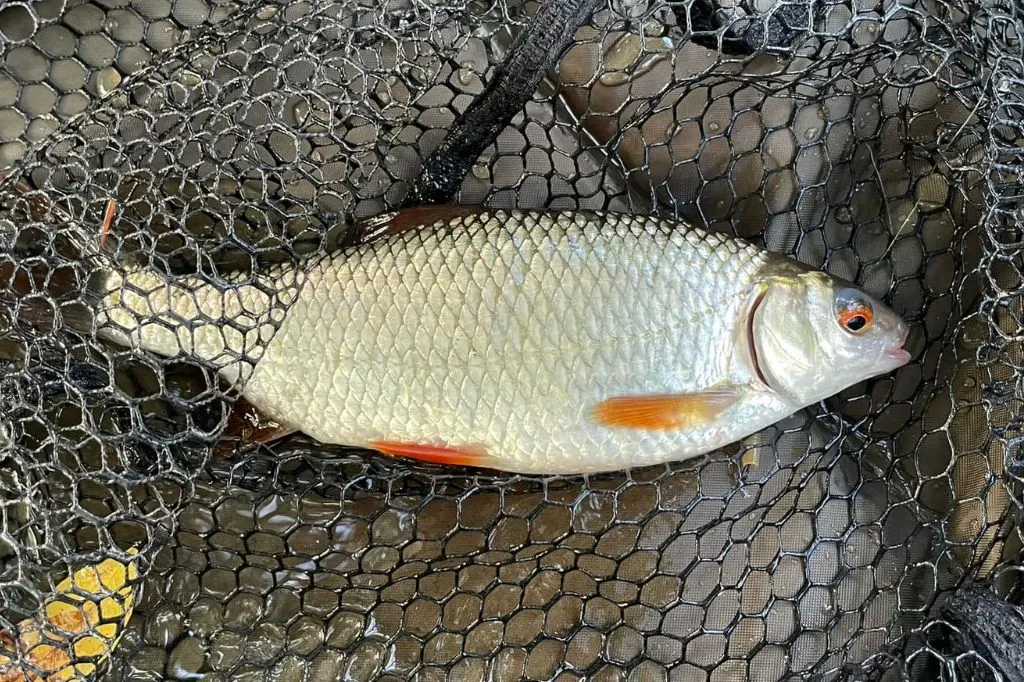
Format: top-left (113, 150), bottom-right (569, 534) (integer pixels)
top-left (92, 263), bottom-right (295, 364)
top-left (2, 245), bottom-right (288, 365)
top-left (0, 220), bottom-right (116, 338)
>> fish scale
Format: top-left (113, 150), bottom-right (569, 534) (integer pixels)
top-left (92, 208), bottom-right (909, 474)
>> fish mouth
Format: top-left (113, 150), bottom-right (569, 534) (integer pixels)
top-left (883, 325), bottom-right (913, 366)
top-left (886, 348), bottom-right (912, 363)
top-left (747, 289), bottom-right (771, 390)
top-left (884, 348), bottom-right (917, 364)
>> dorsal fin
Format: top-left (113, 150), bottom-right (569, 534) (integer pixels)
top-left (347, 205), bottom-right (485, 246)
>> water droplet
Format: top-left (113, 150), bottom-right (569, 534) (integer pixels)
top-left (962, 376), bottom-right (977, 389)
top-left (95, 67), bottom-right (122, 97)
top-left (958, 318), bottom-right (987, 350)
top-left (598, 32), bottom-right (673, 86)
top-left (836, 206), bottom-right (852, 222)
top-left (603, 33), bottom-right (644, 72)
top-left (293, 99), bottom-right (309, 123)
top-left (310, 149), bottom-right (324, 163)
top-left (385, 152), bottom-right (398, 166)
top-left (643, 23), bottom-right (665, 38)
top-left (708, 121), bottom-right (721, 132)
top-left (633, 52), bottom-right (670, 77)
top-left (255, 5), bottom-right (279, 20)
top-left (599, 72), bottom-right (630, 86)
top-left (457, 63), bottom-right (473, 86)
top-left (851, 21), bottom-right (879, 45)
top-left (804, 126), bottom-right (819, 140)
top-left (471, 162), bottom-right (490, 180)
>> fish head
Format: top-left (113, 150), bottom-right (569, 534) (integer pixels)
top-left (748, 265), bottom-right (911, 406)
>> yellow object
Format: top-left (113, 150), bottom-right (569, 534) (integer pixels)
top-left (0, 548), bottom-right (138, 682)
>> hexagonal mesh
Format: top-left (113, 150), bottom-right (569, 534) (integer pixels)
top-left (0, 0), bottom-right (1021, 680)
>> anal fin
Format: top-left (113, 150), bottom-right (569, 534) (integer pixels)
top-left (591, 387), bottom-right (740, 431)
top-left (368, 439), bottom-right (496, 469)
top-left (214, 394), bottom-right (297, 457)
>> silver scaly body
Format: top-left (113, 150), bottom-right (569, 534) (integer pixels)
top-left (93, 209), bottom-right (908, 474)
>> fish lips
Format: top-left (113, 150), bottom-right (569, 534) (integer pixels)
top-left (886, 347), bottom-right (913, 364)
top-left (880, 325), bottom-right (913, 369)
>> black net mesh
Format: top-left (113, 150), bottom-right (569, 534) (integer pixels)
top-left (0, 0), bottom-right (1021, 680)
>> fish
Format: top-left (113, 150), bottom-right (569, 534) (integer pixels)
top-left (18, 206), bottom-right (910, 475)
top-left (0, 549), bottom-right (139, 682)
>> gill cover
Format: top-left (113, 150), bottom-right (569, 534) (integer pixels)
top-left (748, 271), bottom-right (824, 403)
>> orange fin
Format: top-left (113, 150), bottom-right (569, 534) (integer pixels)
top-left (591, 388), bottom-right (740, 431)
top-left (368, 439), bottom-right (495, 468)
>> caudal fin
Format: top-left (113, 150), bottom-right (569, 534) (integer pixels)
top-left (0, 261), bottom-right (102, 335)
top-left (0, 184), bottom-right (116, 337)
top-left (0, 184), bottom-right (301, 373)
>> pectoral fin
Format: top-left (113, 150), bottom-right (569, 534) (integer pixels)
top-left (591, 388), bottom-right (740, 431)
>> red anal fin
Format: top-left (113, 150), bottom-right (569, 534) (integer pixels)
top-left (349, 205), bottom-right (484, 246)
top-left (214, 395), bottom-right (298, 457)
top-left (368, 439), bottom-right (495, 469)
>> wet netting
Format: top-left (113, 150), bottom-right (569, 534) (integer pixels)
top-left (0, 0), bottom-right (1021, 680)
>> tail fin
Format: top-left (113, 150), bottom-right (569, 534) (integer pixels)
top-left (0, 184), bottom-right (302, 379)
top-left (0, 261), bottom-right (102, 335)
top-left (0, 184), bottom-right (116, 337)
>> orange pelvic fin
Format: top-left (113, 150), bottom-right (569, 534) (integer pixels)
top-left (368, 440), bottom-right (496, 469)
top-left (591, 388), bottom-right (740, 431)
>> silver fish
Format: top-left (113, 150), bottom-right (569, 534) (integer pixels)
top-left (89, 207), bottom-right (910, 474)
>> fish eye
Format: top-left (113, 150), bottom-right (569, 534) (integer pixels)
top-left (835, 288), bottom-right (874, 335)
